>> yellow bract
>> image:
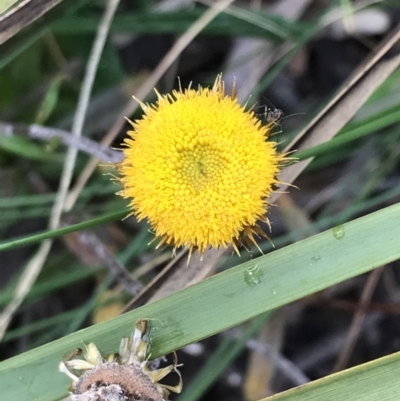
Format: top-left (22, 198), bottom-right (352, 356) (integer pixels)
top-left (117, 76), bottom-right (285, 256)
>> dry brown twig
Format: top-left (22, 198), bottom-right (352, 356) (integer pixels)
top-left (77, 231), bottom-right (143, 296)
top-left (0, 0), bottom-right (63, 44)
top-left (0, 122), bottom-right (123, 162)
top-left (274, 24), bottom-right (400, 201)
top-left (332, 266), bottom-right (385, 372)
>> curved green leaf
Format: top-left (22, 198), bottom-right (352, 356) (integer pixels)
top-left (261, 351), bottom-right (400, 401)
top-left (1, 203), bottom-right (400, 401)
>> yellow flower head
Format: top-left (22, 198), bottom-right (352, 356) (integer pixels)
top-left (117, 75), bottom-right (286, 257)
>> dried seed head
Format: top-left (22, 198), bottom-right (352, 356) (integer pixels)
top-left (73, 362), bottom-right (165, 401)
top-left (59, 319), bottom-right (182, 401)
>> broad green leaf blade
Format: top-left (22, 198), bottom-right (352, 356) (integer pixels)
top-left (260, 350), bottom-right (400, 401)
top-left (1, 203), bottom-right (400, 401)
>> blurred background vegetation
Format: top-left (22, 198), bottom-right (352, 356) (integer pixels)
top-left (1, 1), bottom-right (400, 400)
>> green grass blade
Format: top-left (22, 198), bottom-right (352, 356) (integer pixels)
top-left (0, 134), bottom-right (62, 163)
top-left (3, 308), bottom-right (84, 343)
top-left (0, 210), bottom-right (127, 252)
top-left (51, 11), bottom-right (301, 41)
top-left (0, 183), bottom-right (116, 208)
top-left (296, 103), bottom-right (400, 161)
top-left (1, 202), bottom-right (400, 401)
top-left (260, 350), bottom-right (400, 401)
top-left (0, 267), bottom-right (101, 307)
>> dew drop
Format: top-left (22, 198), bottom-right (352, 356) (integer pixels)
top-left (244, 264), bottom-right (263, 287)
top-left (332, 225), bottom-right (345, 240)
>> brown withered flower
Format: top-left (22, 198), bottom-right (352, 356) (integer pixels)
top-left (59, 319), bottom-right (182, 401)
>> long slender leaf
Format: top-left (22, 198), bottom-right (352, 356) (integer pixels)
top-left (51, 11), bottom-right (302, 40)
top-left (0, 210), bottom-right (127, 252)
top-left (296, 103), bottom-right (400, 161)
top-left (1, 202), bottom-right (400, 401)
top-left (261, 350), bottom-right (400, 401)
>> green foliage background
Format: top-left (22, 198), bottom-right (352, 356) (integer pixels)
top-left (1, 1), bottom-right (400, 401)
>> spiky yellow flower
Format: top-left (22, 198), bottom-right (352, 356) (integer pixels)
top-left (117, 75), bottom-right (286, 256)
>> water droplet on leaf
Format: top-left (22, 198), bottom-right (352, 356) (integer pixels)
top-left (244, 264), bottom-right (263, 287)
top-left (332, 225), bottom-right (345, 240)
